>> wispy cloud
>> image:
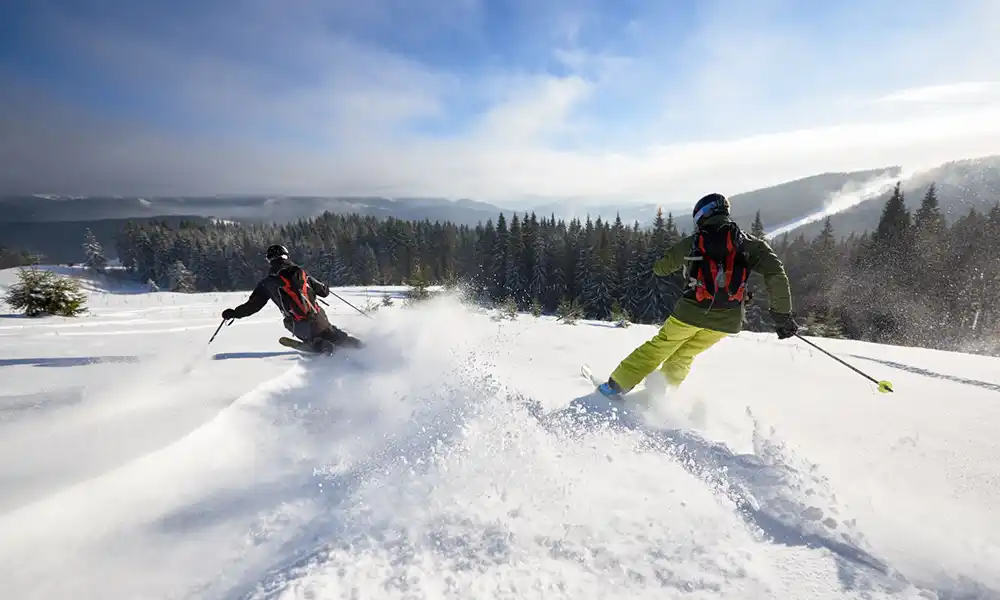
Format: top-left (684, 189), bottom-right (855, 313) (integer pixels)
top-left (875, 82), bottom-right (1000, 104)
top-left (1, 0), bottom-right (999, 205)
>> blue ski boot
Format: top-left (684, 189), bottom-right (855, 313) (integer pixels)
top-left (597, 378), bottom-right (625, 398)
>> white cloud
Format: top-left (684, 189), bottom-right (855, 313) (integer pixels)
top-left (409, 104), bottom-right (1000, 203)
top-left (875, 82), bottom-right (1000, 104)
top-left (3, 0), bottom-right (1000, 205)
top-left (472, 75), bottom-right (593, 143)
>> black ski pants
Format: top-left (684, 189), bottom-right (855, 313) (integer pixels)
top-left (283, 311), bottom-right (359, 352)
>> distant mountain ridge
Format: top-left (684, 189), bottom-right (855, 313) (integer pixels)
top-left (4, 154), bottom-right (999, 262)
top-left (780, 155), bottom-right (1000, 240)
top-left (0, 195), bottom-right (515, 227)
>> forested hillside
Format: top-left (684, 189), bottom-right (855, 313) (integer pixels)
top-left (767, 182), bottom-right (1000, 354)
top-left (0, 216), bottom-right (214, 264)
top-left (112, 210), bottom-right (689, 327)
top-left (104, 181), bottom-right (1000, 355)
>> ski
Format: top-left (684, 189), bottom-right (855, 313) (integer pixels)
top-left (580, 363), bottom-right (605, 389)
top-left (278, 336), bottom-right (324, 355)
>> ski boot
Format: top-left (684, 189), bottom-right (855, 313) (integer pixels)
top-left (597, 377), bottom-right (625, 399)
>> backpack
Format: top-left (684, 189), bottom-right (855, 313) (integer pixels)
top-left (273, 264), bottom-right (319, 321)
top-left (682, 221), bottom-right (751, 309)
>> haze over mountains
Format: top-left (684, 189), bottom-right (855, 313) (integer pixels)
top-left (2, 154), bottom-right (999, 263)
top-left (786, 154), bottom-right (1000, 240)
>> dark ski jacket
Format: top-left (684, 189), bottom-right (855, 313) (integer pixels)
top-left (230, 258), bottom-right (331, 321)
top-left (653, 214), bottom-right (793, 334)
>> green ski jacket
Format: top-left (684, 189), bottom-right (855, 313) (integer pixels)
top-left (653, 216), bottom-right (793, 334)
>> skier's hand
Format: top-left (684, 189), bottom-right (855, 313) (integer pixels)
top-left (222, 308), bottom-right (237, 320)
top-left (769, 310), bottom-right (798, 340)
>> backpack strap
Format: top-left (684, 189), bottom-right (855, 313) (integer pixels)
top-left (273, 265), bottom-right (318, 321)
top-left (683, 222), bottom-right (751, 309)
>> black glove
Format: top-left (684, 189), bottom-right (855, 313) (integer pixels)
top-left (222, 308), bottom-right (237, 320)
top-left (769, 310), bottom-right (799, 340)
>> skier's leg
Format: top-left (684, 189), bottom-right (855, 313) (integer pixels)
top-left (316, 325), bottom-right (363, 351)
top-left (288, 319), bottom-right (312, 342)
top-left (658, 327), bottom-right (728, 387)
top-left (606, 316), bottom-right (701, 393)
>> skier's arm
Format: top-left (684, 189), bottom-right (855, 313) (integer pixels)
top-left (229, 281), bottom-right (270, 318)
top-left (652, 236), bottom-right (694, 276)
top-left (308, 276), bottom-right (330, 297)
top-left (747, 238), bottom-right (793, 315)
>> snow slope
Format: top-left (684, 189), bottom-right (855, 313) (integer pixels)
top-left (1, 267), bottom-right (999, 600)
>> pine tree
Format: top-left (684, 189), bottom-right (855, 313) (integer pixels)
top-left (317, 246), bottom-right (350, 286)
top-left (632, 209), bottom-right (674, 323)
top-left (873, 181), bottom-right (912, 256)
top-left (491, 214), bottom-right (509, 301)
top-left (520, 213), bottom-right (539, 303)
top-left (751, 211), bottom-right (765, 238)
top-left (575, 240), bottom-right (594, 314)
top-left (166, 260), bottom-right (197, 292)
top-left (914, 183), bottom-right (944, 235)
top-left (816, 217), bottom-right (835, 252)
top-left (611, 213), bottom-right (630, 303)
top-left (353, 245), bottom-right (380, 285)
top-left (582, 227), bottom-right (614, 320)
top-left (82, 229), bottom-right (107, 272)
top-left (505, 214), bottom-right (525, 306)
top-left (664, 211), bottom-right (680, 245)
top-left (404, 265), bottom-right (431, 304)
top-left (529, 234), bottom-right (548, 309)
top-left (546, 241), bottom-right (567, 312)
top-left (4, 267), bottom-right (87, 317)
top-left (471, 221), bottom-right (492, 299)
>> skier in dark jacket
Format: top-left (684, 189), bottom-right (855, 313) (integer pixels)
top-left (221, 244), bottom-right (362, 353)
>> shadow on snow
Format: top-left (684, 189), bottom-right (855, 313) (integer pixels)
top-left (0, 388), bottom-right (84, 415)
top-left (850, 354), bottom-right (1000, 393)
top-left (532, 394), bottom-right (890, 573)
top-left (527, 392), bottom-right (1000, 599)
top-left (0, 355), bottom-right (141, 367)
top-left (212, 351), bottom-right (300, 360)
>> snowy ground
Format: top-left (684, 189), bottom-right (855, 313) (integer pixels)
top-left (1, 266), bottom-right (999, 600)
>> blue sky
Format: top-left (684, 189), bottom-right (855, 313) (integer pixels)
top-left (1, 0), bottom-right (999, 203)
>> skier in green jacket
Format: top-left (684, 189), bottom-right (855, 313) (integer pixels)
top-left (597, 193), bottom-right (799, 398)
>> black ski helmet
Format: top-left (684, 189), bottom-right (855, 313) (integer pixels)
top-left (265, 244), bottom-right (289, 262)
top-left (692, 193), bottom-right (730, 225)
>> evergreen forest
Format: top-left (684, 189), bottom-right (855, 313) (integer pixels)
top-left (70, 181), bottom-right (1000, 355)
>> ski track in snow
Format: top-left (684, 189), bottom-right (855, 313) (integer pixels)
top-left (1, 269), bottom-right (999, 599)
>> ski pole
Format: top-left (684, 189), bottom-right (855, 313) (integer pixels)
top-left (794, 334), bottom-right (893, 393)
top-left (208, 318), bottom-right (233, 344)
top-left (319, 293), bottom-right (373, 319)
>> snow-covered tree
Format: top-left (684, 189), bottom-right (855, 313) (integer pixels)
top-left (82, 229), bottom-right (107, 272)
top-left (4, 267), bottom-right (87, 317)
top-left (166, 260), bottom-right (196, 292)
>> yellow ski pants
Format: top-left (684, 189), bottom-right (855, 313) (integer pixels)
top-left (610, 316), bottom-right (729, 392)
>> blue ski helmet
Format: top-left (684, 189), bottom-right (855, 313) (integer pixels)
top-left (692, 193), bottom-right (730, 226)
